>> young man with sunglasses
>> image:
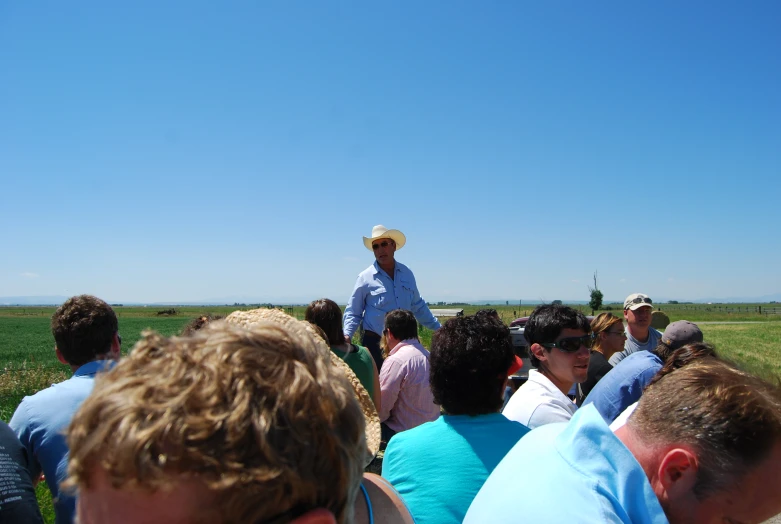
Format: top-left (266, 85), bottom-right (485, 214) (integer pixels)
top-left (608, 292), bottom-right (661, 366)
top-left (344, 225), bottom-right (441, 370)
top-left (502, 304), bottom-right (591, 429)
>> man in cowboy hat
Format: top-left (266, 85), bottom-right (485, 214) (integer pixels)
top-left (344, 225), bottom-right (441, 370)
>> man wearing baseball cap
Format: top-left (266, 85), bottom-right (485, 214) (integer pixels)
top-left (608, 292), bottom-right (662, 366)
top-left (582, 320), bottom-right (705, 424)
top-left (344, 225), bottom-right (441, 370)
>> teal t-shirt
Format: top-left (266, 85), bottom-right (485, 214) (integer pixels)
top-left (382, 413), bottom-right (529, 524)
top-left (331, 344), bottom-right (375, 400)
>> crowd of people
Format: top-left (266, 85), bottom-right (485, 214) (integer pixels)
top-left (3, 225), bottom-right (781, 524)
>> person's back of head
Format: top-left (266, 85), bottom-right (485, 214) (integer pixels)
top-left (524, 304), bottom-right (591, 368)
top-left (384, 310), bottom-right (418, 341)
top-left (66, 318), bottom-right (367, 524)
top-left (626, 359), bottom-right (781, 522)
top-left (51, 295), bottom-right (118, 367)
top-left (430, 314), bottom-right (513, 416)
top-left (646, 342), bottom-right (717, 389)
top-left (305, 298), bottom-right (347, 346)
top-left (654, 320), bottom-right (704, 362)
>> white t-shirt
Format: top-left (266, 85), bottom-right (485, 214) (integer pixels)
top-left (610, 401), bottom-right (639, 431)
top-left (502, 369), bottom-right (578, 429)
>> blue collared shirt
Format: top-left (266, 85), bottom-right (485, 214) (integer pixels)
top-left (343, 261), bottom-right (441, 338)
top-left (582, 350), bottom-right (663, 424)
top-left (10, 360), bottom-right (116, 524)
top-left (464, 405), bottom-right (668, 524)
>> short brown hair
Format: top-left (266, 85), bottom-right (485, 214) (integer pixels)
top-left (51, 295), bottom-right (118, 366)
top-left (66, 320), bottom-right (366, 523)
top-left (630, 359), bottom-right (781, 499)
top-left (384, 309), bottom-right (417, 341)
top-left (305, 298), bottom-right (345, 346)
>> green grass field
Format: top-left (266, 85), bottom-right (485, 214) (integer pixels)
top-left (1, 304), bottom-right (780, 522)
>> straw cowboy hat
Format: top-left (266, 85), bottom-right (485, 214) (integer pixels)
top-left (224, 307), bottom-right (381, 466)
top-left (363, 225), bottom-right (406, 252)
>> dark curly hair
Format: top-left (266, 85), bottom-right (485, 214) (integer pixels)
top-left (524, 304), bottom-right (591, 368)
top-left (51, 295), bottom-right (118, 366)
top-left (430, 314), bottom-right (514, 416)
top-left (180, 314), bottom-right (224, 336)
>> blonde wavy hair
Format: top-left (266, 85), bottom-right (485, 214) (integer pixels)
top-left (66, 314), bottom-right (366, 523)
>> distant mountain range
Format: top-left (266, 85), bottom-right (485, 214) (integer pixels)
top-left (2, 293), bottom-right (780, 306)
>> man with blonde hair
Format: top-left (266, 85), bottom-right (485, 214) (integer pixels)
top-left (66, 315), bottom-right (369, 524)
top-left (466, 359), bottom-right (781, 523)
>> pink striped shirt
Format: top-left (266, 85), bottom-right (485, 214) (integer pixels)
top-left (379, 338), bottom-right (440, 433)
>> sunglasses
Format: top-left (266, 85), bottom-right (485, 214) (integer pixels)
top-left (541, 335), bottom-right (594, 353)
top-left (372, 241), bottom-right (392, 250)
top-left (627, 296), bottom-right (653, 306)
top-left (606, 330), bottom-right (627, 337)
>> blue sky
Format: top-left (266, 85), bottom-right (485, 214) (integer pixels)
top-left (1, 1), bottom-right (779, 304)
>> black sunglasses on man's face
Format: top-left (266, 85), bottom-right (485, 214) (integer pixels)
top-left (372, 241), bottom-right (393, 250)
top-left (541, 335), bottom-right (594, 353)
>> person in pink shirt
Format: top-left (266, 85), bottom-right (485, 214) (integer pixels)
top-left (379, 309), bottom-right (440, 445)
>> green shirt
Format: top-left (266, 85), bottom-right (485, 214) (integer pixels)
top-left (331, 344), bottom-right (375, 400)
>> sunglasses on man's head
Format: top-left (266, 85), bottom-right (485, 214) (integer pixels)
top-left (628, 297), bottom-right (653, 306)
top-left (541, 335), bottom-right (594, 353)
top-left (372, 241), bottom-right (392, 250)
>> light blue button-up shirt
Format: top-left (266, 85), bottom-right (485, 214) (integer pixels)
top-left (464, 405), bottom-right (668, 524)
top-left (582, 350), bottom-right (663, 424)
top-left (10, 359), bottom-right (115, 524)
top-left (343, 261), bottom-right (441, 338)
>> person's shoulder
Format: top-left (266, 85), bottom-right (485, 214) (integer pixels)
top-left (357, 263), bottom-right (379, 279)
top-left (358, 473), bottom-right (415, 524)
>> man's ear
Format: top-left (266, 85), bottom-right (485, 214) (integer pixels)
top-left (658, 448), bottom-right (698, 497)
top-left (291, 508), bottom-right (337, 524)
top-left (55, 346), bottom-right (69, 365)
top-left (109, 333), bottom-right (121, 359)
top-left (529, 343), bottom-right (547, 362)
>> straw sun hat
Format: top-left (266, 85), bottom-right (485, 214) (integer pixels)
top-left (224, 307), bottom-right (381, 466)
top-left (362, 225), bottom-right (406, 252)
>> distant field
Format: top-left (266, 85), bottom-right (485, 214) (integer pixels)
top-left (3, 303), bottom-right (780, 421)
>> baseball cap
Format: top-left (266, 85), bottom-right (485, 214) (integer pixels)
top-left (661, 320), bottom-right (704, 350)
top-left (507, 355), bottom-right (524, 376)
top-left (624, 293), bottom-right (653, 311)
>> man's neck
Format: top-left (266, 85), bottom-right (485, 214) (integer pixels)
top-left (379, 261), bottom-right (396, 277)
top-left (69, 355), bottom-right (112, 374)
top-left (627, 323), bottom-right (650, 343)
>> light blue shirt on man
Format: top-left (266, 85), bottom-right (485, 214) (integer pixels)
top-left (464, 405), bottom-right (668, 524)
top-left (343, 261), bottom-right (441, 338)
top-left (582, 350), bottom-right (663, 424)
top-left (10, 360), bottom-right (115, 524)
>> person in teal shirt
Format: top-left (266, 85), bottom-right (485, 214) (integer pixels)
top-left (382, 312), bottom-right (529, 523)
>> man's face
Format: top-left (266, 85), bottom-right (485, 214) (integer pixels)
top-left (372, 238), bottom-right (396, 266)
top-left (624, 305), bottom-right (653, 330)
top-left (77, 467), bottom-right (216, 524)
top-left (665, 443), bottom-right (781, 524)
top-left (536, 328), bottom-right (591, 392)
